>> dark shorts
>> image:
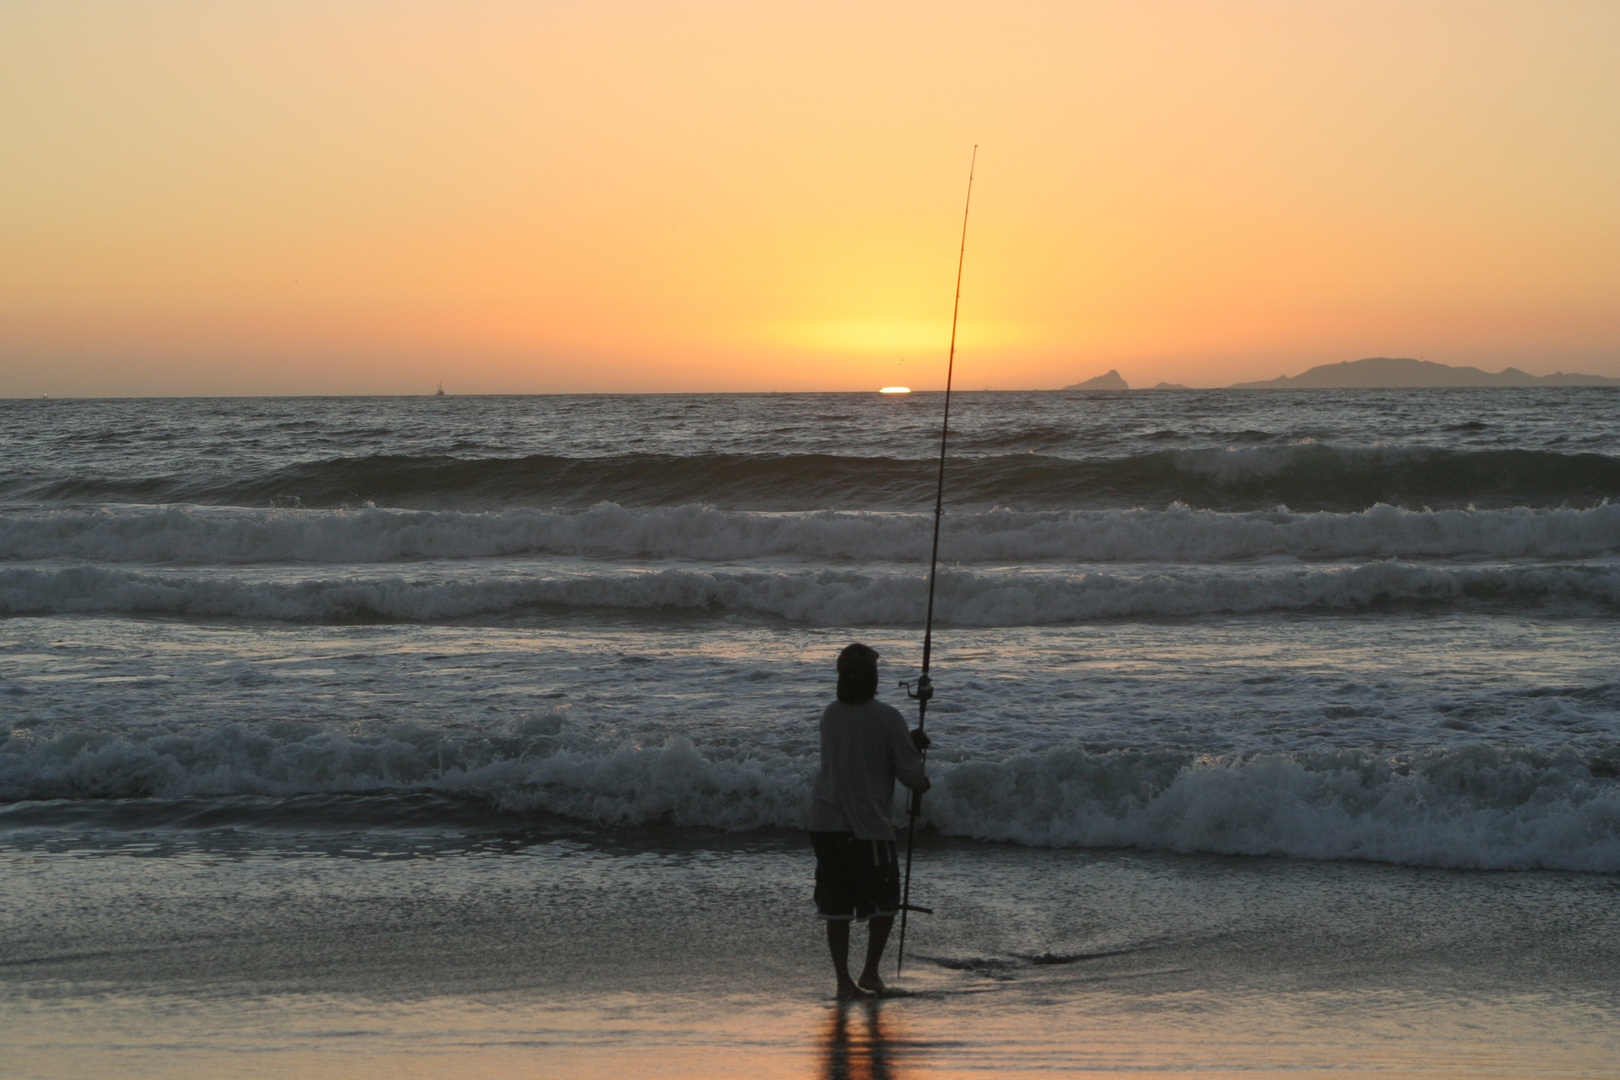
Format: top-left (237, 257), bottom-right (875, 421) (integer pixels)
top-left (810, 831), bottom-right (900, 921)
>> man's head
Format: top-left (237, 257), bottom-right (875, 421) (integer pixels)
top-left (836, 642), bottom-right (880, 704)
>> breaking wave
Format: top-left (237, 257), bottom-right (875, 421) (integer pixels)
top-left (1, 502), bottom-right (1618, 566)
top-left (2, 718), bottom-right (1616, 872)
top-left (10, 445), bottom-right (1620, 511)
top-left (3, 560), bottom-right (1617, 624)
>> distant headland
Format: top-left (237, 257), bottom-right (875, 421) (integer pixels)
top-left (1231, 357), bottom-right (1620, 389)
top-left (1064, 357), bottom-right (1620, 391)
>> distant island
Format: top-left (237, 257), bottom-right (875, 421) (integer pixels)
top-left (1064, 369), bottom-right (1129, 390)
top-left (1067, 370), bottom-right (1188, 390)
top-left (1229, 357), bottom-right (1620, 389)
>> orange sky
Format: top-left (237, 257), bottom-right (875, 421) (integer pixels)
top-left (3, 1), bottom-right (1618, 395)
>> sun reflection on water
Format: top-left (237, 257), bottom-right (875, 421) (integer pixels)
top-left (819, 1000), bottom-right (912, 1080)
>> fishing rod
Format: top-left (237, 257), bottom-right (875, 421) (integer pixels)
top-left (896, 145), bottom-right (977, 976)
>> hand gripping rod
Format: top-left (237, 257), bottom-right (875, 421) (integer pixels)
top-left (896, 145), bottom-right (976, 977)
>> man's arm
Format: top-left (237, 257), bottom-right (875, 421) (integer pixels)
top-left (887, 711), bottom-right (930, 793)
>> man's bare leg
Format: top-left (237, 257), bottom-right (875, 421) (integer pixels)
top-left (857, 914), bottom-right (895, 994)
top-left (826, 919), bottom-right (868, 999)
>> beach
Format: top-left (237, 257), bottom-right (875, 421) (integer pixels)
top-left (5, 825), bottom-right (1617, 1077)
top-left (3, 388), bottom-right (1618, 1076)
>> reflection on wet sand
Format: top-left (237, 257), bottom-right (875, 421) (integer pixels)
top-left (820, 1000), bottom-right (910, 1080)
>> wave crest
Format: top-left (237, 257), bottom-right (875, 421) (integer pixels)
top-left (13, 445), bottom-right (1620, 511)
top-left (3, 560), bottom-right (1618, 624)
top-left (3, 501), bottom-right (1618, 566)
top-left (3, 720), bottom-right (1616, 872)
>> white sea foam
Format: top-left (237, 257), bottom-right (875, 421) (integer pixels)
top-left (2, 720), bottom-right (1615, 872)
top-left (2, 560), bottom-right (1617, 625)
top-left (1, 501), bottom-right (1618, 566)
top-left (925, 744), bottom-right (1620, 871)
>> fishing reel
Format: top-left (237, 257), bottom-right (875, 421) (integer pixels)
top-left (898, 673), bottom-right (934, 819)
top-left (899, 672), bottom-right (933, 704)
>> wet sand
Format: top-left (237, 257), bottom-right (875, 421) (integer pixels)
top-left (3, 828), bottom-right (1616, 1078)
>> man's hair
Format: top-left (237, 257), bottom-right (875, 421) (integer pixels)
top-left (836, 642), bottom-right (880, 704)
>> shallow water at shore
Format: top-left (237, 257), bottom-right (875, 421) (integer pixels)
top-left (3, 825), bottom-right (1617, 1077)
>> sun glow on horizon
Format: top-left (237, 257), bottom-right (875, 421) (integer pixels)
top-left (879, 386), bottom-right (912, 394)
top-left (3, 2), bottom-right (1618, 396)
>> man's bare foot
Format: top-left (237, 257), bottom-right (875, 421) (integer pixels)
top-left (856, 972), bottom-right (888, 996)
top-left (836, 978), bottom-right (871, 1001)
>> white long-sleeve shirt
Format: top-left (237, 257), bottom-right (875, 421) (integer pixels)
top-left (805, 698), bottom-right (929, 841)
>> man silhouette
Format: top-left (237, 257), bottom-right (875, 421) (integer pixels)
top-left (806, 643), bottom-right (931, 998)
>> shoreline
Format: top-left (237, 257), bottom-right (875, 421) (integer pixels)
top-left (4, 830), bottom-right (1616, 1078)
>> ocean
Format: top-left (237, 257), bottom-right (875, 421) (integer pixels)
top-left (3, 388), bottom-right (1618, 1077)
